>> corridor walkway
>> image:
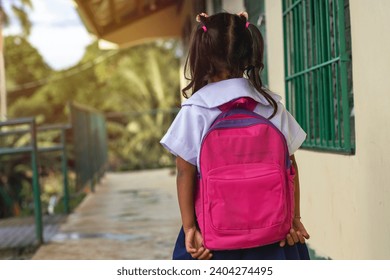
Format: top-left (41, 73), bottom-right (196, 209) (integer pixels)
top-left (32, 168), bottom-right (181, 259)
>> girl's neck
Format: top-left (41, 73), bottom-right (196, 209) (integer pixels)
top-left (209, 71), bottom-right (244, 83)
top-left (209, 74), bottom-right (229, 83)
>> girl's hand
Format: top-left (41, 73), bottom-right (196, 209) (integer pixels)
top-left (279, 217), bottom-right (310, 247)
top-left (184, 227), bottom-right (213, 260)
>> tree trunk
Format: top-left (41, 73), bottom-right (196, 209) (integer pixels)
top-left (0, 18), bottom-right (7, 120)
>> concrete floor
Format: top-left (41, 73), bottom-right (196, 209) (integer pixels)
top-left (32, 168), bottom-right (181, 260)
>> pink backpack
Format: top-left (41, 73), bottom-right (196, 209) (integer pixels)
top-left (195, 97), bottom-right (295, 250)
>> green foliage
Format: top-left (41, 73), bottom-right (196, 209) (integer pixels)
top-left (5, 35), bottom-right (52, 118)
top-left (2, 36), bottom-right (181, 218)
top-left (6, 38), bottom-right (181, 170)
top-left (0, 156), bottom-right (33, 218)
top-left (0, 0), bottom-right (33, 37)
top-left (4, 36), bottom-right (51, 87)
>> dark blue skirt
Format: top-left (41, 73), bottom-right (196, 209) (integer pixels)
top-left (173, 227), bottom-right (310, 260)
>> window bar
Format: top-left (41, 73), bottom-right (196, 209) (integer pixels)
top-left (330, 0), bottom-right (336, 106)
top-left (302, 0), bottom-right (311, 145)
top-left (291, 4), bottom-right (296, 117)
top-left (320, 0), bottom-right (330, 147)
top-left (285, 57), bottom-right (340, 81)
top-left (313, 0), bottom-right (323, 146)
top-left (337, 6), bottom-right (343, 149)
top-left (333, 0), bottom-right (342, 148)
top-left (292, 4), bottom-right (299, 121)
top-left (298, 2), bottom-right (306, 133)
top-left (287, 4), bottom-right (294, 115)
top-left (293, 3), bottom-right (300, 124)
top-left (283, 0), bottom-right (303, 16)
top-left (297, 2), bottom-right (304, 126)
top-left (335, 61), bottom-right (342, 148)
top-left (318, 0), bottom-right (328, 147)
top-left (283, 0), bottom-right (290, 111)
top-left (306, 0), bottom-right (310, 144)
top-left (324, 0), bottom-right (336, 147)
top-left (320, 3), bottom-right (327, 147)
top-left (288, 9), bottom-right (293, 103)
top-left (320, 1), bottom-right (333, 147)
top-left (337, 0), bottom-right (351, 151)
top-left (292, 2), bottom-right (296, 118)
top-left (310, 0), bottom-right (318, 145)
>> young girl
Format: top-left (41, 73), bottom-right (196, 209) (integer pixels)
top-left (161, 12), bottom-right (310, 260)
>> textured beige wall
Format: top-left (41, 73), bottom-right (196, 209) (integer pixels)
top-left (265, 0), bottom-right (390, 259)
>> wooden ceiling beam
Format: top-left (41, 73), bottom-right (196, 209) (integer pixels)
top-left (136, 0), bottom-right (144, 16)
top-left (76, 0), bottom-right (182, 40)
top-left (75, 0), bottom-right (103, 36)
top-left (108, 0), bottom-right (119, 24)
top-left (99, 0), bottom-right (177, 37)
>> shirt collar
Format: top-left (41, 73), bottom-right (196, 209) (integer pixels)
top-left (182, 78), bottom-right (281, 108)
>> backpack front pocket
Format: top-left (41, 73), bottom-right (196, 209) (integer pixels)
top-left (206, 163), bottom-right (286, 231)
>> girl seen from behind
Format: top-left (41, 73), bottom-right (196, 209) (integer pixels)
top-left (161, 12), bottom-right (310, 260)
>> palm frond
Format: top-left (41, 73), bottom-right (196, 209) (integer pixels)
top-left (11, 5), bottom-right (32, 36)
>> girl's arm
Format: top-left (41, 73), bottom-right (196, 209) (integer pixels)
top-left (176, 156), bottom-right (213, 259)
top-left (279, 154), bottom-right (310, 247)
top-left (291, 154), bottom-right (302, 220)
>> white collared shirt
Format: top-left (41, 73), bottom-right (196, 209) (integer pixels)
top-left (160, 78), bottom-right (306, 166)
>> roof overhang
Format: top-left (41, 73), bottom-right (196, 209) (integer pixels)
top-left (74, 0), bottom-right (186, 48)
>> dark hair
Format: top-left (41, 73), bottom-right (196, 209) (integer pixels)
top-left (182, 12), bottom-right (278, 118)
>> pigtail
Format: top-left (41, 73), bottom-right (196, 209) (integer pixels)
top-left (196, 13), bottom-right (209, 32)
top-left (237, 12), bottom-right (249, 22)
top-left (182, 13), bottom-right (210, 98)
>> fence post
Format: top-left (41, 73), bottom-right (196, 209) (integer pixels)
top-left (60, 128), bottom-right (70, 214)
top-left (30, 118), bottom-right (43, 244)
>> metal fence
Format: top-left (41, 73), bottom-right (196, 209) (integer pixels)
top-left (0, 102), bottom-right (107, 246)
top-left (0, 118), bottom-right (43, 244)
top-left (282, 0), bottom-right (354, 154)
top-left (37, 123), bottom-right (71, 214)
top-left (70, 102), bottom-right (108, 192)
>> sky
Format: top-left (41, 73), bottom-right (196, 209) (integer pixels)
top-left (3, 0), bottom-right (94, 70)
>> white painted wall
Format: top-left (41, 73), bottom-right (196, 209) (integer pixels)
top-left (265, 0), bottom-right (390, 259)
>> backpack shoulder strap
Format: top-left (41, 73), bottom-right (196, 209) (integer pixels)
top-left (217, 97), bottom-right (258, 112)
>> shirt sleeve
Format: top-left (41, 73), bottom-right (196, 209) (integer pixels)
top-left (160, 105), bottom-right (206, 166)
top-left (271, 103), bottom-right (307, 155)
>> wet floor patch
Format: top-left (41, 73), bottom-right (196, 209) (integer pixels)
top-left (113, 214), bottom-right (151, 222)
top-left (51, 232), bottom-right (151, 243)
top-left (117, 189), bottom-right (159, 204)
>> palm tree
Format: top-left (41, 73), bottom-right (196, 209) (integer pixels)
top-left (0, 0), bottom-right (33, 120)
top-left (103, 43), bottom-right (180, 169)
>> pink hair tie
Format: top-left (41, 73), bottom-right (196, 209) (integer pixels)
top-left (202, 25), bottom-right (207, 32)
top-left (245, 21), bottom-right (250, 28)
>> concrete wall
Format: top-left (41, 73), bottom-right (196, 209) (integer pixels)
top-left (203, 0), bottom-right (245, 15)
top-left (265, 0), bottom-right (390, 259)
top-left (222, 0), bottom-right (245, 13)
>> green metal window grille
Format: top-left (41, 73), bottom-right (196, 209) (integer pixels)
top-left (212, 0), bottom-right (223, 13)
top-left (282, 0), bottom-right (355, 153)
